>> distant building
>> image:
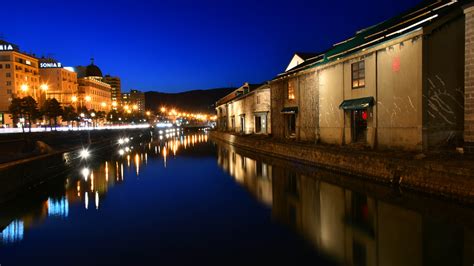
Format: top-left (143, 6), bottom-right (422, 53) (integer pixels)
top-left (122, 89), bottom-right (145, 114)
top-left (39, 57), bottom-right (78, 106)
top-left (103, 75), bottom-right (121, 109)
top-left (75, 59), bottom-right (111, 112)
top-left (271, 1), bottom-right (469, 152)
top-left (0, 40), bottom-right (41, 126)
top-left (216, 82), bottom-right (271, 134)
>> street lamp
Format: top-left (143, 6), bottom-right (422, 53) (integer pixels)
top-left (40, 84), bottom-right (48, 92)
top-left (21, 84), bottom-right (28, 92)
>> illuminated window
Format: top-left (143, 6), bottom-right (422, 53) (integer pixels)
top-left (288, 81), bottom-right (295, 100)
top-left (352, 60), bottom-right (365, 89)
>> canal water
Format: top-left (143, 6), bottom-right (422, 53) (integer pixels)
top-left (0, 130), bottom-right (473, 265)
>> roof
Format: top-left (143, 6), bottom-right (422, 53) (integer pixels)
top-left (216, 83), bottom-right (265, 106)
top-left (277, 0), bottom-right (467, 79)
top-left (295, 52), bottom-right (321, 60)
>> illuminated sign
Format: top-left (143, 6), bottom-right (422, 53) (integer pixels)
top-left (0, 44), bottom-right (14, 51)
top-left (40, 62), bottom-right (62, 68)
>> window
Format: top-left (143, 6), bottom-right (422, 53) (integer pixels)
top-left (6, 72), bottom-right (11, 78)
top-left (352, 60), bottom-right (365, 89)
top-left (6, 89), bottom-right (12, 94)
top-left (6, 81), bottom-right (11, 86)
top-left (6, 64), bottom-right (10, 69)
top-left (256, 95), bottom-right (260, 104)
top-left (288, 81), bottom-right (295, 100)
top-left (0, 64), bottom-right (2, 69)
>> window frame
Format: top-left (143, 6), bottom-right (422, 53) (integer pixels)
top-left (287, 81), bottom-right (295, 100)
top-left (351, 60), bottom-right (366, 89)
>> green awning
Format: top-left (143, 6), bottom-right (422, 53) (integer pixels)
top-left (339, 97), bottom-right (374, 110)
top-left (281, 107), bottom-right (298, 114)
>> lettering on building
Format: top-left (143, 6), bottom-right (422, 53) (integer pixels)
top-left (40, 62), bottom-right (62, 68)
top-left (0, 44), bottom-right (14, 51)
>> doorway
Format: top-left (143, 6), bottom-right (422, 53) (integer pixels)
top-left (255, 116), bottom-right (262, 133)
top-left (287, 114), bottom-right (296, 137)
top-left (351, 109), bottom-right (368, 143)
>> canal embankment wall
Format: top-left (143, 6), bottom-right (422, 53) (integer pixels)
top-left (210, 131), bottom-right (474, 204)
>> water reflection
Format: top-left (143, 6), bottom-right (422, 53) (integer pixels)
top-left (216, 142), bottom-right (474, 266)
top-left (0, 131), bottom-right (209, 245)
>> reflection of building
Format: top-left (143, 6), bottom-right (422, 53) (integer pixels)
top-left (216, 144), bottom-right (272, 206)
top-left (0, 40), bottom-right (41, 126)
top-left (215, 141), bottom-right (474, 265)
top-left (103, 75), bottom-right (121, 108)
top-left (75, 59), bottom-right (111, 112)
top-left (39, 57), bottom-right (78, 106)
top-left (215, 82), bottom-right (271, 134)
top-left (271, 166), bottom-right (474, 266)
top-left (271, 2), bottom-right (468, 151)
top-left (122, 89), bottom-right (145, 114)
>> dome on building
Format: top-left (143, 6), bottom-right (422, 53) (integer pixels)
top-left (85, 61), bottom-right (103, 77)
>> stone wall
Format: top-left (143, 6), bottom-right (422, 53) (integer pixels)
top-left (465, 4), bottom-right (474, 153)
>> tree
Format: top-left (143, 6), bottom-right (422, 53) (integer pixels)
top-left (62, 106), bottom-right (78, 127)
top-left (107, 109), bottom-right (124, 124)
top-left (8, 97), bottom-right (26, 133)
top-left (22, 96), bottom-right (41, 132)
top-left (8, 96), bottom-right (40, 133)
top-left (41, 98), bottom-right (63, 130)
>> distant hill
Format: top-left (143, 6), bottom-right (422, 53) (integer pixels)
top-left (145, 88), bottom-right (235, 114)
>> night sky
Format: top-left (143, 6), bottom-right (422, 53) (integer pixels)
top-left (4, 0), bottom-right (421, 93)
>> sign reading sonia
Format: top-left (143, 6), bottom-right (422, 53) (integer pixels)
top-left (40, 62), bottom-right (62, 68)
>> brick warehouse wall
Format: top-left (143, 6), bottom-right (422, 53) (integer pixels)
top-left (465, 4), bottom-right (474, 152)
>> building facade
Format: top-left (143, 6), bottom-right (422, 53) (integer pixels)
top-left (0, 40), bottom-right (41, 125)
top-left (75, 61), bottom-right (111, 112)
top-left (103, 75), bottom-right (121, 108)
top-left (216, 83), bottom-right (271, 134)
top-left (122, 89), bottom-right (145, 114)
top-left (39, 57), bottom-right (78, 106)
top-left (271, 1), bottom-right (468, 151)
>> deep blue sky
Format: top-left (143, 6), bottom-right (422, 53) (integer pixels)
top-left (4, 0), bottom-right (421, 93)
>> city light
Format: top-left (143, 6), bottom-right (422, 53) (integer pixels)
top-left (85, 95), bottom-right (91, 102)
top-left (40, 84), bottom-right (49, 91)
top-left (112, 101), bottom-right (118, 107)
top-left (81, 168), bottom-right (90, 179)
top-left (80, 149), bottom-right (90, 159)
top-left (20, 84), bottom-right (28, 92)
top-left (71, 96), bottom-right (78, 102)
top-left (101, 102), bottom-right (106, 107)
